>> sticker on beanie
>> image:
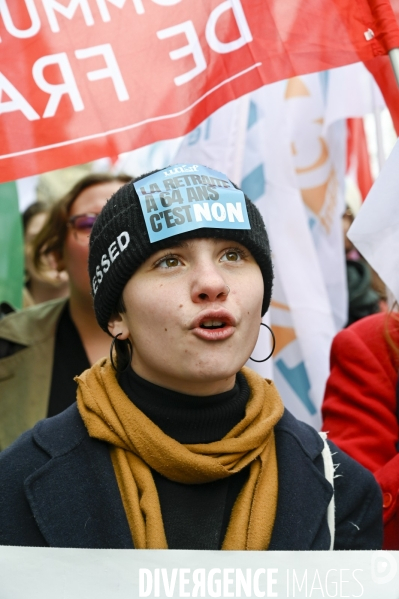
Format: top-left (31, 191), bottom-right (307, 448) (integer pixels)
top-left (133, 164), bottom-right (250, 243)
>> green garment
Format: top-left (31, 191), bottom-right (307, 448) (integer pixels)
top-left (0, 183), bottom-right (24, 310)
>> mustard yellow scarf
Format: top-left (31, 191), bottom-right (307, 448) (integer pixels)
top-left (76, 359), bottom-right (284, 550)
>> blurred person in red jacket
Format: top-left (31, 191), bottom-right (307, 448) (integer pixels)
top-left (322, 311), bottom-right (399, 549)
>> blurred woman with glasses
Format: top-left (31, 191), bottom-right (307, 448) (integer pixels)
top-left (22, 201), bottom-right (69, 308)
top-left (0, 173), bottom-right (131, 450)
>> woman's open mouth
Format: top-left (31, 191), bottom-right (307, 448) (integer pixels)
top-left (199, 320), bottom-right (226, 330)
top-left (191, 311), bottom-right (236, 341)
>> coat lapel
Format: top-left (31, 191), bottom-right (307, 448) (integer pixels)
top-left (0, 299), bottom-right (67, 449)
top-left (269, 411), bottom-right (333, 550)
top-left (0, 342), bottom-right (54, 449)
top-left (24, 405), bottom-right (133, 549)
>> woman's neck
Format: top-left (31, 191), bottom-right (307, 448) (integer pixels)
top-left (28, 279), bottom-right (69, 305)
top-left (69, 293), bottom-right (111, 365)
top-left (118, 368), bottom-right (250, 443)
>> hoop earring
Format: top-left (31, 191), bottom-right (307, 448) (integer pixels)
top-left (249, 323), bottom-right (276, 363)
top-left (109, 333), bottom-right (122, 371)
top-left (123, 338), bottom-right (133, 372)
top-left (110, 334), bottom-right (133, 372)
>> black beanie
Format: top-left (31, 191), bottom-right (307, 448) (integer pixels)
top-left (89, 167), bottom-right (273, 333)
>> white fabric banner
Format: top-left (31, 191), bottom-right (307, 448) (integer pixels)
top-left (285, 73), bottom-right (348, 331)
top-left (239, 81), bottom-right (337, 429)
top-left (0, 546), bottom-right (398, 598)
top-left (323, 62), bottom-right (385, 130)
top-left (348, 139), bottom-right (399, 303)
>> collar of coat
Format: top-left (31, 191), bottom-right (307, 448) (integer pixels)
top-left (0, 297), bottom-right (67, 346)
top-left (24, 404), bottom-right (332, 550)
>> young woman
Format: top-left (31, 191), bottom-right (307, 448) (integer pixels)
top-left (0, 173), bottom-right (130, 449)
top-left (0, 165), bottom-right (382, 550)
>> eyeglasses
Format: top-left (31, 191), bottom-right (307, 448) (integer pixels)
top-left (67, 213), bottom-right (98, 244)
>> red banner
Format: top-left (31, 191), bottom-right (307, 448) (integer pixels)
top-left (1, 0), bottom-right (398, 183)
top-left (364, 0), bottom-right (399, 134)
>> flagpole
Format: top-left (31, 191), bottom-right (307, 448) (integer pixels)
top-left (389, 49), bottom-right (399, 88)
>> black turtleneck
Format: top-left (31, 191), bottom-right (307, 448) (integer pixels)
top-left (118, 368), bottom-right (250, 549)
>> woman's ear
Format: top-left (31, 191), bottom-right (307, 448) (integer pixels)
top-left (108, 312), bottom-right (130, 340)
top-left (53, 250), bottom-right (65, 272)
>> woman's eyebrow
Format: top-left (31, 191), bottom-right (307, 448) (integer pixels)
top-left (156, 238), bottom-right (232, 255)
top-left (165, 238), bottom-right (229, 250)
top-left (158, 241), bottom-right (190, 251)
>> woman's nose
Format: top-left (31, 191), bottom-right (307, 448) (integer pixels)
top-left (191, 263), bottom-right (229, 303)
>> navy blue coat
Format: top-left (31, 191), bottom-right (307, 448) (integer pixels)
top-left (0, 405), bottom-right (382, 549)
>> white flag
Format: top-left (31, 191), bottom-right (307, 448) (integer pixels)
top-left (348, 139), bottom-right (399, 303)
top-left (240, 81), bottom-right (337, 429)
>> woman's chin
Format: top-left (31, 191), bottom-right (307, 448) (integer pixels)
top-left (179, 359), bottom-right (245, 390)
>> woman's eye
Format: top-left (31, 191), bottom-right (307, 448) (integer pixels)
top-left (157, 256), bottom-right (181, 268)
top-left (221, 250), bottom-right (241, 262)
